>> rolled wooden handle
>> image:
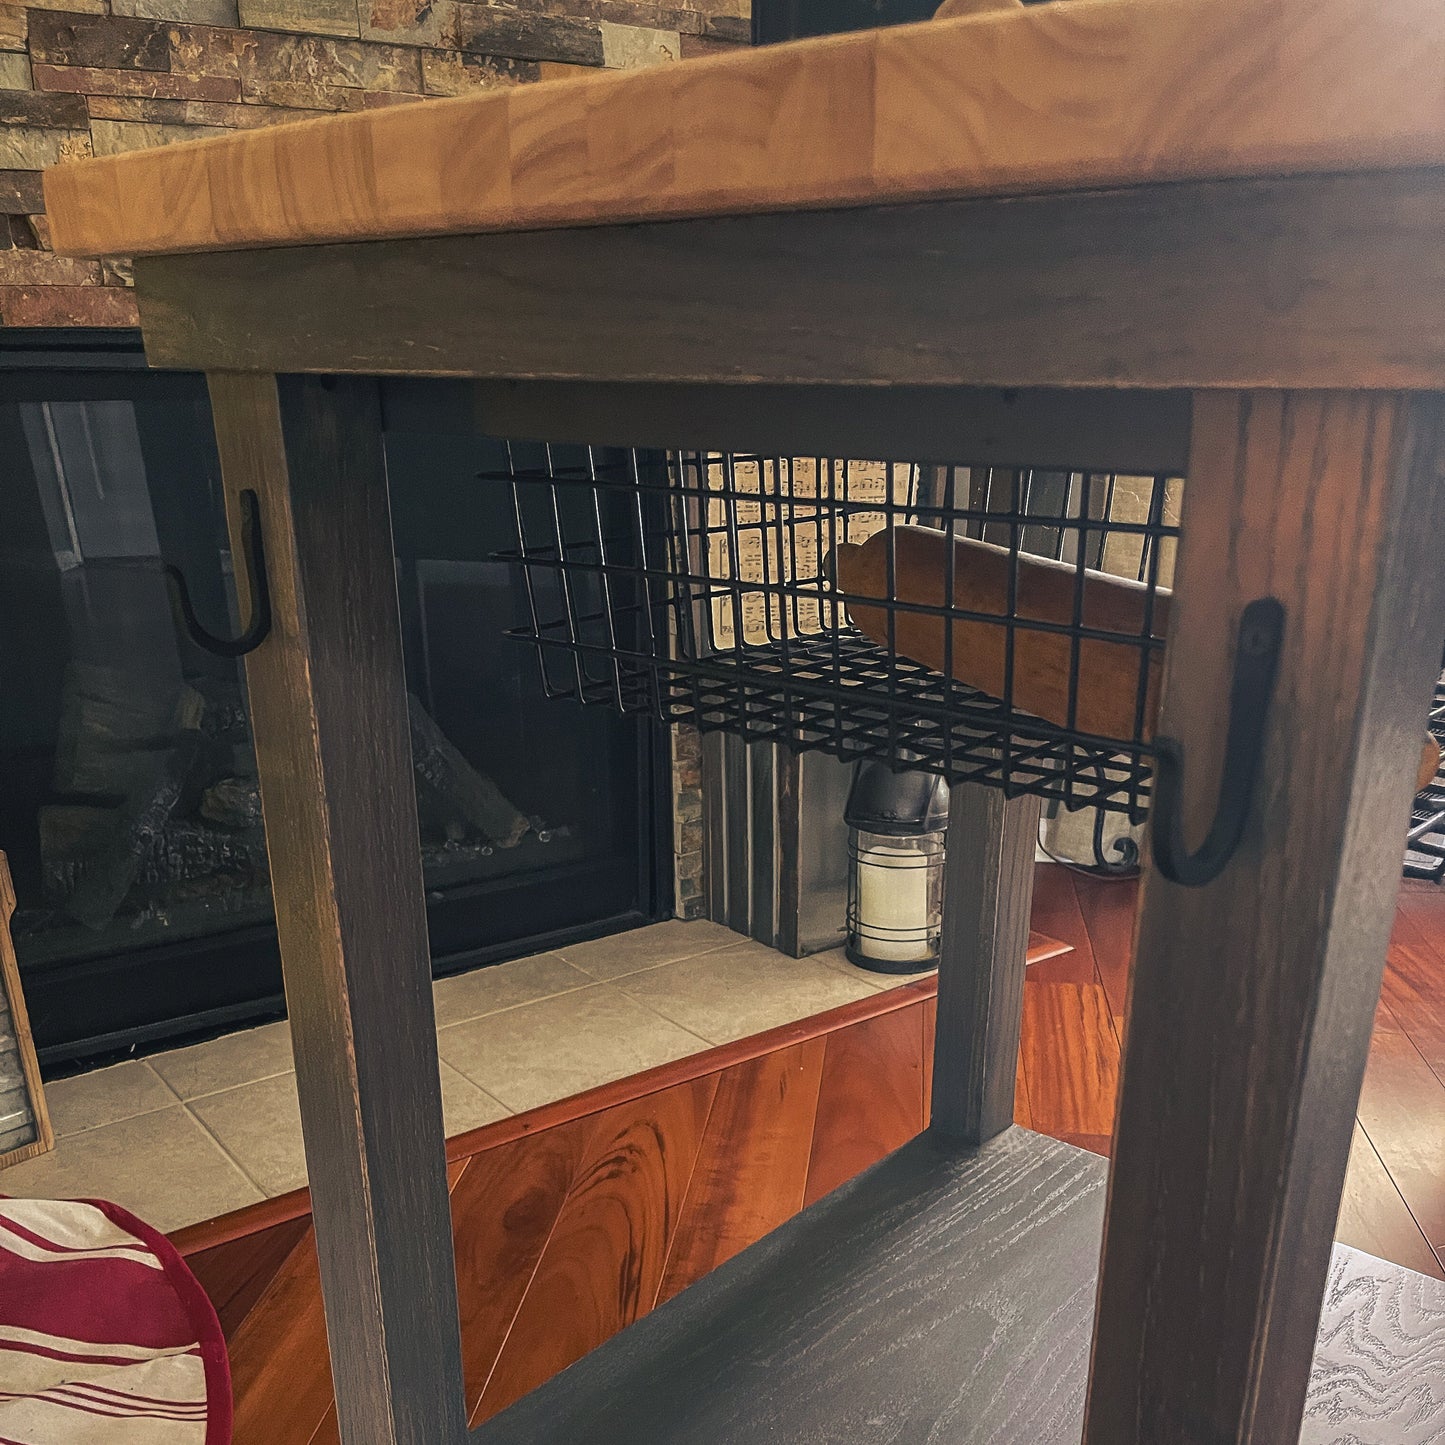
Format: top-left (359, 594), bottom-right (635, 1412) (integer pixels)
top-left (1419, 735), bottom-right (1441, 792)
top-left (834, 525), bottom-right (1169, 740)
top-left (835, 527), bottom-right (1444, 787)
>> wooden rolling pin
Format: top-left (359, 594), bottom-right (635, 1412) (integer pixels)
top-left (835, 526), bottom-right (1442, 788)
top-left (834, 526), bottom-right (1168, 739)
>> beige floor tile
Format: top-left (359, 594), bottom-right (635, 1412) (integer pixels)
top-left (554, 918), bottom-right (744, 981)
top-left (0, 1106), bottom-right (262, 1233)
top-left (190, 1072), bottom-right (305, 1197)
top-left (432, 952), bottom-right (592, 1029)
top-left (439, 1060), bottom-right (511, 1136)
top-left (813, 946), bottom-right (936, 991)
top-left (616, 941), bottom-right (878, 1044)
top-left (44, 1060), bottom-right (178, 1138)
top-left (438, 984), bottom-right (710, 1113)
top-left (148, 1019), bottom-right (295, 1101)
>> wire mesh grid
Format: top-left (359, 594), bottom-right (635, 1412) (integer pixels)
top-left (491, 444), bottom-right (1183, 819)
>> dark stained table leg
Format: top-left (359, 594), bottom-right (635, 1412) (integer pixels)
top-left (1085, 391), bottom-right (1445, 1445)
top-left (208, 372), bottom-right (468, 1445)
top-left (930, 784), bottom-right (1040, 1145)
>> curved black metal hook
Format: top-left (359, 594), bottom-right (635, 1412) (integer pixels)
top-left (1151, 596), bottom-right (1285, 888)
top-left (165, 488), bottom-right (273, 659)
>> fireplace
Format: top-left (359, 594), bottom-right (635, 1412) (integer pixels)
top-left (0, 335), bottom-right (672, 1070)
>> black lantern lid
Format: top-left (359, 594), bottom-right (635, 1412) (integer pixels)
top-left (844, 762), bottom-right (950, 836)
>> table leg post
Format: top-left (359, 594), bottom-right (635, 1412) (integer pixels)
top-left (208, 372), bottom-right (468, 1445)
top-left (1084, 391), bottom-right (1445, 1445)
top-left (929, 783), bottom-right (1040, 1145)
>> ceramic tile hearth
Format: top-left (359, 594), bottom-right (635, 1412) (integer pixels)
top-left (0, 923), bottom-right (913, 1233)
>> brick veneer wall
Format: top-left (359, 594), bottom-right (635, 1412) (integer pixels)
top-left (0, 0), bottom-right (749, 327)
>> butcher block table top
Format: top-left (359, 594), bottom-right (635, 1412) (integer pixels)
top-left (41, 0), bottom-right (1445, 261)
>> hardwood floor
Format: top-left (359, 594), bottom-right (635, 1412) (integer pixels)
top-left (171, 871), bottom-right (1445, 1442)
top-left (1032, 869), bottom-right (1445, 1281)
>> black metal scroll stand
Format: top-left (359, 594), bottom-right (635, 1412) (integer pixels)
top-left (1151, 597), bottom-right (1285, 888)
top-left (165, 488), bottom-right (274, 659)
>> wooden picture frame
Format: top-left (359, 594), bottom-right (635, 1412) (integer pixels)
top-left (0, 850), bottom-right (53, 1170)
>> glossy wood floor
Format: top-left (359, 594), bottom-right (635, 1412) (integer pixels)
top-left (171, 868), bottom-right (1445, 1444)
top-left (1026, 867), bottom-right (1445, 1280)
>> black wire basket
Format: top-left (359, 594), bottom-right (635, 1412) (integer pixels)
top-left (492, 444), bottom-right (1183, 820)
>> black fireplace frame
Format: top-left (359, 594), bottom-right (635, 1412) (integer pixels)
top-left (1, 331), bottom-right (674, 1071)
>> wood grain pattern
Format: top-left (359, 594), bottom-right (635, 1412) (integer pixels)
top-left (1027, 861), bottom-right (1100, 986)
top-left (1355, 1004), bottom-right (1445, 1266)
top-left (129, 170), bottom-right (1445, 389)
top-left (1068, 873), bottom-right (1136, 1034)
top-left (452, 1120), bottom-right (593, 1420)
top-left (183, 1213), bottom-right (312, 1340)
top-left (1020, 982), bottom-right (1120, 1138)
top-left (42, 0), bottom-right (1445, 259)
top-left (930, 784), bottom-right (1038, 1144)
top-left (658, 1040), bottom-right (825, 1304)
top-left (474, 1074), bottom-right (718, 1424)
top-left (1303, 1245), bottom-right (1445, 1444)
top-left (1335, 1123), bottom-right (1443, 1282)
top-left (1087, 393), bottom-right (1445, 1445)
top-left (804, 1008), bottom-right (923, 1206)
top-left (211, 372), bottom-right (467, 1445)
top-left (1380, 902), bottom-right (1445, 1083)
top-left (483, 1129), bottom-right (1110, 1444)
top-left (0, 851), bottom-right (52, 1170)
top-left (227, 1225), bottom-right (334, 1445)
top-left (173, 879), bottom-right (1445, 1436)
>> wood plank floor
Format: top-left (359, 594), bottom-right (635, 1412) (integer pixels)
top-left (172, 870), bottom-right (1445, 1443)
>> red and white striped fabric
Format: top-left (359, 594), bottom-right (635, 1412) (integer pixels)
top-left (0, 1196), bottom-right (231, 1444)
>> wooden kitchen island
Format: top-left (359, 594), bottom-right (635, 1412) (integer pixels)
top-left (42, 0), bottom-right (1445, 1440)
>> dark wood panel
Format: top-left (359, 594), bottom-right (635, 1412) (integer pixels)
top-left (658, 1040), bottom-right (826, 1305)
top-left (481, 1130), bottom-right (1109, 1445)
top-left (1020, 982), bottom-right (1120, 1138)
top-left (1336, 1123), bottom-right (1444, 1282)
top-left (804, 1006), bottom-right (924, 1207)
top-left (138, 171), bottom-right (1445, 391)
top-left (1087, 392), bottom-right (1445, 1445)
top-left (475, 1075), bottom-right (718, 1424)
top-left (930, 785), bottom-right (1039, 1145)
top-left (461, 380), bottom-right (1192, 475)
top-left (184, 1214), bottom-right (311, 1341)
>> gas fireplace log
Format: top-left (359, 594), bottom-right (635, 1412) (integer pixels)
top-left (406, 694), bottom-right (531, 849)
top-left (65, 688), bottom-right (208, 932)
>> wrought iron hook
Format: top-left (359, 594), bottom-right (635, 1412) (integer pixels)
top-left (1151, 596), bottom-right (1285, 888)
top-left (165, 488), bottom-right (273, 659)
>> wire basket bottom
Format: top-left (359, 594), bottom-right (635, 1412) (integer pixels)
top-left (518, 628), bottom-right (1157, 819)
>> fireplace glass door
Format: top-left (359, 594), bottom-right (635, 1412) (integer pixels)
top-left (0, 342), bottom-right (668, 1069)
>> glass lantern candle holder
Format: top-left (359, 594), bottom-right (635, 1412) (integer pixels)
top-left (843, 762), bottom-right (948, 974)
top-left (845, 828), bottom-right (945, 971)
